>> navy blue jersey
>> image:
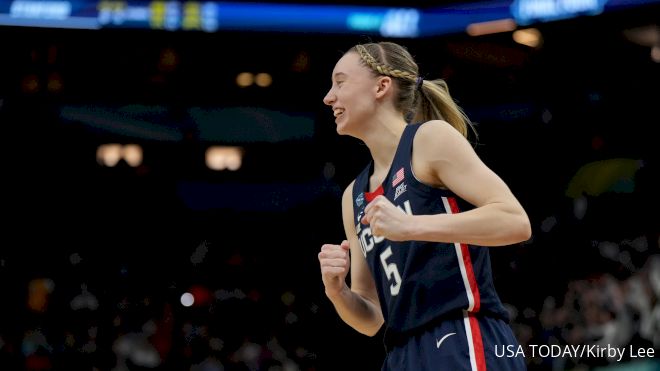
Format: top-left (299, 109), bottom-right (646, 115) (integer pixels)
top-left (352, 122), bottom-right (510, 335)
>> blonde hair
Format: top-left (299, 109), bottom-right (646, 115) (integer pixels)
top-left (350, 42), bottom-right (474, 139)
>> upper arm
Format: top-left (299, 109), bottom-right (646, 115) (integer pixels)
top-left (413, 120), bottom-right (526, 213)
top-left (341, 181), bottom-right (380, 306)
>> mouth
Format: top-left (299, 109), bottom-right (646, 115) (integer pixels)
top-left (333, 108), bottom-right (345, 118)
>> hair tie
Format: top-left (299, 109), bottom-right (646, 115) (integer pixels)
top-left (415, 76), bottom-right (424, 91)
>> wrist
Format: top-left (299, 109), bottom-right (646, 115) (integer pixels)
top-left (403, 214), bottom-right (420, 240)
top-left (325, 283), bottom-right (349, 301)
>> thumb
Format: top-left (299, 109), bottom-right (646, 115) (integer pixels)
top-left (340, 240), bottom-right (350, 251)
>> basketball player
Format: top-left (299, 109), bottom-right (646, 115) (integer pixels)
top-left (318, 42), bottom-right (531, 370)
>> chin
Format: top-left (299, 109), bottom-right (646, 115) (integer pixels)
top-left (336, 119), bottom-right (362, 138)
top-left (334, 118), bottom-right (349, 135)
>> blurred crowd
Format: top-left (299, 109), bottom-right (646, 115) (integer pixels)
top-left (1, 190), bottom-right (657, 371)
top-left (1, 268), bottom-right (321, 371)
top-left (511, 248), bottom-right (660, 370)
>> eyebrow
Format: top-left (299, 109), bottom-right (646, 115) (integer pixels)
top-left (333, 72), bottom-right (347, 80)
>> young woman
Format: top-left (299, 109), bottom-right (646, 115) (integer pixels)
top-left (318, 42), bottom-right (531, 370)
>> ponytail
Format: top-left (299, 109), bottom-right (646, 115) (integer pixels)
top-left (352, 42), bottom-right (476, 140)
top-left (416, 79), bottom-right (475, 140)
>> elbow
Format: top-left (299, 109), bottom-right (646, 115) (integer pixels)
top-left (360, 325), bottom-right (382, 337)
top-left (515, 214), bottom-right (532, 243)
top-left (357, 320), bottom-right (384, 337)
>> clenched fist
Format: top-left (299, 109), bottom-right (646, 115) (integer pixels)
top-left (360, 195), bottom-right (413, 241)
top-left (318, 240), bottom-right (350, 298)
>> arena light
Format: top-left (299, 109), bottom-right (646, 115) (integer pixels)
top-left (623, 25), bottom-right (660, 63)
top-left (97, 144), bottom-right (143, 167)
top-left (96, 143), bottom-right (122, 167)
top-left (205, 146), bottom-right (243, 171)
top-left (466, 18), bottom-right (516, 36)
top-left (511, 0), bottom-right (607, 26)
top-left (236, 72), bottom-right (254, 87)
top-left (121, 144), bottom-right (143, 167)
top-left (379, 8), bottom-right (420, 38)
top-left (513, 28), bottom-right (543, 48)
top-left (255, 73), bottom-right (272, 87)
top-left (180, 292), bottom-right (194, 307)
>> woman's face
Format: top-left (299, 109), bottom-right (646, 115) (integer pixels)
top-left (323, 52), bottom-right (378, 136)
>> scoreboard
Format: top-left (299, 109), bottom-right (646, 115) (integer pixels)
top-left (0, 0), bottom-right (658, 37)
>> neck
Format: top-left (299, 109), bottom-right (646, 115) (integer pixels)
top-left (361, 112), bottom-right (407, 174)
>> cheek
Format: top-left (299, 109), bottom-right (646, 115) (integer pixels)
top-left (351, 94), bottom-right (375, 114)
top-left (348, 88), bottom-right (368, 104)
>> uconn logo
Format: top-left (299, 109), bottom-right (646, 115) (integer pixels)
top-left (356, 200), bottom-right (413, 296)
top-left (356, 199), bottom-right (413, 257)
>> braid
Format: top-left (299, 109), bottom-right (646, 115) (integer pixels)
top-left (355, 45), bottom-right (417, 82)
top-left (348, 42), bottom-right (472, 138)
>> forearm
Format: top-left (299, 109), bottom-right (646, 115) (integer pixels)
top-left (409, 203), bottom-right (531, 246)
top-left (326, 285), bottom-right (384, 336)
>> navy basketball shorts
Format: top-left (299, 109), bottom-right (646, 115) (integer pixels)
top-left (382, 312), bottom-right (527, 371)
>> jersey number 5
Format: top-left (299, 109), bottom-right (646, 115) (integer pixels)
top-left (380, 246), bottom-right (401, 296)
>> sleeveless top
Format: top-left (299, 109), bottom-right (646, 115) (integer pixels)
top-left (351, 122), bottom-right (510, 335)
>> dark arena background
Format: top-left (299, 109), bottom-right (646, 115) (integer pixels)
top-left (0, 0), bottom-right (659, 370)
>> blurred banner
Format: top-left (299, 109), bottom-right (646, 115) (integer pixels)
top-left (1, 0), bottom-right (659, 35)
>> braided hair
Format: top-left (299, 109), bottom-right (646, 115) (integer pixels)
top-left (350, 42), bottom-right (472, 139)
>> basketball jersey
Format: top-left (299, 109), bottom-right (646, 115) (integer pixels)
top-left (351, 122), bottom-right (510, 335)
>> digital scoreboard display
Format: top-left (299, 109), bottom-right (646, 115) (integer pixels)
top-left (0, 0), bottom-right (657, 36)
top-left (0, 0), bottom-right (423, 36)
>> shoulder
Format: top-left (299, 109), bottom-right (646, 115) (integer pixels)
top-left (341, 180), bottom-right (356, 209)
top-left (410, 120), bottom-right (477, 187)
top-left (415, 120), bottom-right (463, 141)
top-left (342, 180), bottom-right (355, 201)
top-left (413, 120), bottom-right (469, 156)
top-left (341, 181), bottom-right (357, 229)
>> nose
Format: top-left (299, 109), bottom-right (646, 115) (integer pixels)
top-left (323, 88), bottom-right (335, 106)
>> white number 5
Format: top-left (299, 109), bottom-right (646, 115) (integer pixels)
top-left (380, 246), bottom-right (401, 296)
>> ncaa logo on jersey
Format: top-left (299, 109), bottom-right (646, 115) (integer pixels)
top-left (355, 192), bottom-right (365, 207)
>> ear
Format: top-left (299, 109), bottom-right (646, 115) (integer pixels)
top-left (374, 76), bottom-right (393, 99)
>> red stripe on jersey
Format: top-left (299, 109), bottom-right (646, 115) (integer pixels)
top-left (447, 197), bottom-right (481, 312)
top-left (469, 314), bottom-right (487, 371)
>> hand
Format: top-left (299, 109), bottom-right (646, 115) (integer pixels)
top-left (360, 195), bottom-right (412, 241)
top-left (318, 240), bottom-right (351, 298)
